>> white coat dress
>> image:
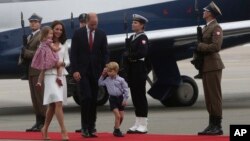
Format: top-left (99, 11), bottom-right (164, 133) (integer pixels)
top-left (43, 43), bottom-right (70, 105)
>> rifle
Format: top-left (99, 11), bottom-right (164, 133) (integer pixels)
top-left (70, 12), bottom-right (74, 36)
top-left (191, 0), bottom-right (203, 79)
top-left (18, 12), bottom-right (28, 65)
top-left (124, 12), bottom-right (130, 48)
top-left (21, 12), bottom-right (28, 50)
top-left (18, 12), bottom-right (29, 80)
top-left (120, 13), bottom-right (130, 80)
top-left (195, 0), bottom-right (203, 43)
top-left (124, 13), bottom-right (128, 39)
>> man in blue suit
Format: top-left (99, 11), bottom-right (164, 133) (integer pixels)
top-left (70, 13), bottom-right (109, 138)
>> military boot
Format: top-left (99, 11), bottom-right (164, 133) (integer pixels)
top-left (26, 115), bottom-right (40, 132)
top-left (135, 117), bottom-right (148, 134)
top-left (206, 116), bottom-right (223, 135)
top-left (127, 117), bottom-right (140, 134)
top-left (194, 73), bottom-right (202, 79)
top-left (198, 115), bottom-right (213, 135)
top-left (37, 115), bottom-right (45, 131)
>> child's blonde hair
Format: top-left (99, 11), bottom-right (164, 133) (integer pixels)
top-left (40, 26), bottom-right (52, 41)
top-left (106, 62), bottom-right (119, 72)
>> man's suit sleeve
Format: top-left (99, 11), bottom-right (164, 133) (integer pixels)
top-left (101, 32), bottom-right (109, 68)
top-left (70, 30), bottom-right (79, 73)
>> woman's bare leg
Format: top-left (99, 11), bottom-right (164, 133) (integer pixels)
top-left (54, 101), bottom-right (68, 140)
top-left (41, 104), bottom-right (55, 140)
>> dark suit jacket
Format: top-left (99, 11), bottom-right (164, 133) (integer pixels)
top-left (197, 20), bottom-right (225, 72)
top-left (70, 27), bottom-right (109, 79)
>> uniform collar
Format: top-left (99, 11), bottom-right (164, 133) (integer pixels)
top-left (32, 29), bottom-right (40, 35)
top-left (206, 19), bottom-right (216, 26)
top-left (132, 32), bottom-right (145, 41)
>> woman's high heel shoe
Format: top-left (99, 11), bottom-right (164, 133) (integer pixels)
top-left (41, 127), bottom-right (50, 140)
top-left (61, 130), bottom-right (69, 141)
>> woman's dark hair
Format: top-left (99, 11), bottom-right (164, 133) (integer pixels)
top-left (50, 20), bottom-right (67, 44)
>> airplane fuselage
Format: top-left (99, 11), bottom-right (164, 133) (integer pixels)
top-left (0, 0), bottom-right (250, 78)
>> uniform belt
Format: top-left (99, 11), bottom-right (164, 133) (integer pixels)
top-left (129, 57), bottom-right (145, 62)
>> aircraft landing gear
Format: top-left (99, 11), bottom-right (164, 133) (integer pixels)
top-left (160, 75), bottom-right (198, 107)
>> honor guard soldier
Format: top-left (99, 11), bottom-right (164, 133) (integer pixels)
top-left (78, 13), bottom-right (88, 28)
top-left (197, 1), bottom-right (225, 135)
top-left (126, 14), bottom-right (149, 134)
top-left (23, 13), bottom-right (47, 132)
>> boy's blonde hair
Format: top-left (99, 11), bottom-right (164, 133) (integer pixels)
top-left (106, 62), bottom-right (119, 72)
top-left (40, 26), bottom-right (52, 41)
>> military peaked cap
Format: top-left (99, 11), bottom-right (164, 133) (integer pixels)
top-left (28, 13), bottom-right (42, 22)
top-left (203, 1), bottom-right (222, 17)
top-left (78, 13), bottom-right (88, 22)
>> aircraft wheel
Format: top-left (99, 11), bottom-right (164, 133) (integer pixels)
top-left (161, 75), bottom-right (198, 107)
top-left (175, 75), bottom-right (198, 106)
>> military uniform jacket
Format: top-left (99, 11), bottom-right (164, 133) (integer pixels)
top-left (197, 20), bottom-right (225, 72)
top-left (126, 32), bottom-right (149, 80)
top-left (23, 30), bottom-right (41, 76)
top-left (128, 32), bottom-right (148, 60)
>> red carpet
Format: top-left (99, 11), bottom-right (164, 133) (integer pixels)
top-left (0, 131), bottom-right (229, 141)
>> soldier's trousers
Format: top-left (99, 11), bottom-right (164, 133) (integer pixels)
top-left (28, 76), bottom-right (46, 117)
top-left (202, 70), bottom-right (222, 117)
top-left (128, 74), bottom-right (148, 117)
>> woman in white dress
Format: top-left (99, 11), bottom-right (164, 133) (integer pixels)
top-left (41, 21), bottom-right (69, 141)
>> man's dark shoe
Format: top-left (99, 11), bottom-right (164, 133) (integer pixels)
top-left (36, 123), bottom-right (44, 130)
top-left (88, 128), bottom-right (98, 138)
top-left (113, 128), bottom-right (124, 137)
top-left (89, 132), bottom-right (98, 138)
top-left (91, 128), bottom-right (97, 133)
top-left (75, 129), bottom-right (82, 133)
top-left (26, 123), bottom-right (40, 132)
top-left (81, 129), bottom-right (90, 138)
top-left (76, 128), bottom-right (97, 133)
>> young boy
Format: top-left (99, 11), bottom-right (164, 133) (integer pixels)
top-left (98, 62), bottom-right (129, 137)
